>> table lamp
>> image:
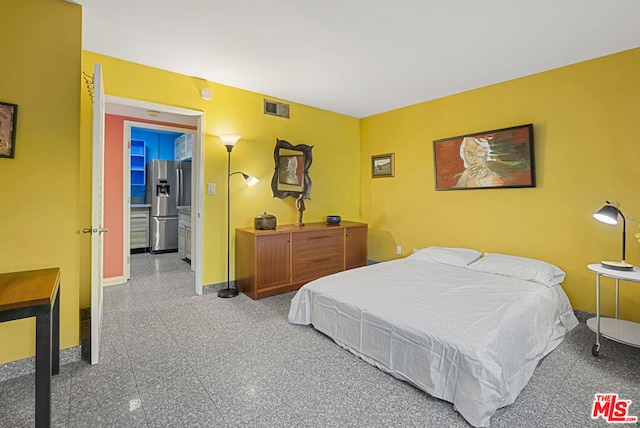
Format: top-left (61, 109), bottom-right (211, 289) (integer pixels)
top-left (593, 201), bottom-right (634, 271)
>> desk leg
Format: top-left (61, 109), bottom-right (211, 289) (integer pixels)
top-left (35, 310), bottom-right (52, 428)
top-left (52, 288), bottom-right (60, 375)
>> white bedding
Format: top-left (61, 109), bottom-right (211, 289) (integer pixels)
top-left (288, 257), bottom-right (579, 427)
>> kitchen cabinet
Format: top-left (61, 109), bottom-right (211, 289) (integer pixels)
top-left (174, 133), bottom-right (193, 161)
top-left (178, 209), bottom-right (191, 260)
top-left (235, 221), bottom-right (368, 299)
top-left (130, 206), bottom-right (150, 250)
top-left (131, 140), bottom-right (146, 186)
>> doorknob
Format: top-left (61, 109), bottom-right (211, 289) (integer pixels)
top-left (82, 227), bottom-right (109, 234)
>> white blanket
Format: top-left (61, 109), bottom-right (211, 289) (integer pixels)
top-left (288, 258), bottom-right (579, 427)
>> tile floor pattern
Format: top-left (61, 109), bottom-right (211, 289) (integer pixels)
top-left (1, 252), bottom-right (640, 427)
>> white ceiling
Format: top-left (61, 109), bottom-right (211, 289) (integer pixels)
top-left (76, 0), bottom-right (640, 118)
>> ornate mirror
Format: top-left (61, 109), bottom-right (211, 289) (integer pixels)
top-left (271, 138), bottom-right (313, 199)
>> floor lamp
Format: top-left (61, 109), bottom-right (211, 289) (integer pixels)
top-left (218, 135), bottom-right (259, 298)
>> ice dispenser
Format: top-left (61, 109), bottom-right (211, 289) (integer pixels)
top-left (156, 180), bottom-right (170, 197)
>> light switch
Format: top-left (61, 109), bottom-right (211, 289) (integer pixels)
top-left (207, 183), bottom-right (216, 195)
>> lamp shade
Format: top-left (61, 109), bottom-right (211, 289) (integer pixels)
top-left (593, 205), bottom-right (620, 225)
top-left (243, 174), bottom-right (260, 187)
top-left (218, 134), bottom-right (241, 147)
top-left (230, 172), bottom-right (259, 187)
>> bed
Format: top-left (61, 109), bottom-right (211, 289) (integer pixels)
top-left (288, 247), bottom-right (579, 427)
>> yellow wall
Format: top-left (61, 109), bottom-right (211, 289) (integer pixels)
top-left (360, 48), bottom-right (640, 322)
top-left (80, 52), bottom-right (361, 298)
top-left (0, 0), bottom-right (82, 364)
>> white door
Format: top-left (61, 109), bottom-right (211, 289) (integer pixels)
top-left (90, 63), bottom-right (107, 364)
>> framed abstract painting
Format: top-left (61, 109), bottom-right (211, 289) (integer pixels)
top-left (433, 124), bottom-right (534, 190)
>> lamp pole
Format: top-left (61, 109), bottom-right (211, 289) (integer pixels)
top-left (619, 209), bottom-right (627, 263)
top-left (218, 144), bottom-right (239, 298)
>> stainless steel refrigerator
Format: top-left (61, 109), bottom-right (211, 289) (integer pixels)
top-left (146, 160), bottom-right (191, 252)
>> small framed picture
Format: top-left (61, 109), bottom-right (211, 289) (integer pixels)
top-left (371, 153), bottom-right (395, 178)
top-left (0, 102), bottom-right (18, 159)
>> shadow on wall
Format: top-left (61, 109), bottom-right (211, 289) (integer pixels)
top-left (368, 229), bottom-right (398, 262)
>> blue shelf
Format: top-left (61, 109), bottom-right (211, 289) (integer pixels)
top-left (131, 140), bottom-right (146, 186)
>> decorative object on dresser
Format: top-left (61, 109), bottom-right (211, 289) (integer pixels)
top-left (326, 215), bottom-right (341, 225)
top-left (433, 124), bottom-right (535, 190)
top-left (295, 193), bottom-right (305, 226)
top-left (235, 222), bottom-right (368, 299)
top-left (218, 134), bottom-right (260, 299)
top-left (254, 212), bottom-right (277, 230)
top-left (0, 101), bottom-right (18, 159)
top-left (593, 201), bottom-right (633, 271)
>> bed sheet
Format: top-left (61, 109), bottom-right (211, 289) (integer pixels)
top-left (288, 258), bottom-right (578, 427)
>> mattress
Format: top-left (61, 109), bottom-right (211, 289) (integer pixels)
top-left (288, 257), bottom-right (579, 427)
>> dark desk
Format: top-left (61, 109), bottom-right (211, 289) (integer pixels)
top-left (0, 268), bottom-right (61, 428)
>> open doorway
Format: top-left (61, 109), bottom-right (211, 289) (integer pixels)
top-left (123, 122), bottom-right (195, 279)
top-left (103, 96), bottom-right (205, 295)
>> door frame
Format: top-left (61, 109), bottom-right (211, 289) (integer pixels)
top-left (106, 95), bottom-right (205, 295)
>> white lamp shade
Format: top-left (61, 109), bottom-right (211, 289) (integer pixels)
top-left (244, 175), bottom-right (259, 187)
top-left (218, 134), bottom-right (241, 147)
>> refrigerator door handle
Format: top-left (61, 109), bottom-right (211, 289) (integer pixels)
top-left (180, 168), bottom-right (184, 205)
top-left (176, 168), bottom-right (181, 206)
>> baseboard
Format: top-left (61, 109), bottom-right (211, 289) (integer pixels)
top-left (0, 346), bottom-right (82, 382)
top-left (203, 280), bottom-right (235, 295)
top-left (103, 276), bottom-right (126, 287)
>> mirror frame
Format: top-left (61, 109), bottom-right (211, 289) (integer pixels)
top-left (271, 138), bottom-right (313, 199)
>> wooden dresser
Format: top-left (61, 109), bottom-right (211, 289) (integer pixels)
top-left (235, 221), bottom-right (368, 299)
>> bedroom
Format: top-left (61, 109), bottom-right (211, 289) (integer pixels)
top-left (1, 0), bottom-right (640, 426)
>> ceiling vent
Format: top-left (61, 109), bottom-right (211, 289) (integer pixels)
top-left (264, 99), bottom-right (290, 119)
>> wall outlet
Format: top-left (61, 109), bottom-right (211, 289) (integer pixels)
top-left (396, 245), bottom-right (402, 255)
top-left (207, 183), bottom-right (216, 195)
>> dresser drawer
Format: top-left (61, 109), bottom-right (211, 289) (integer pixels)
top-left (292, 229), bottom-right (344, 282)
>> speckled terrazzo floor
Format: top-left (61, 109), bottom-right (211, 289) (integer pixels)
top-left (1, 252), bottom-right (639, 427)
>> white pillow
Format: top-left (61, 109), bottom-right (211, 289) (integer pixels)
top-left (408, 246), bottom-right (482, 267)
top-left (467, 252), bottom-right (565, 287)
